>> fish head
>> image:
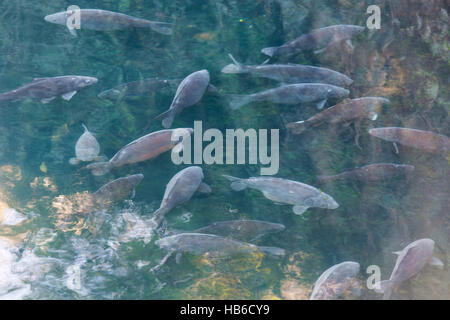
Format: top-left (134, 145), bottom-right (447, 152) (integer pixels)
top-left (188, 166), bottom-right (204, 179)
top-left (350, 25), bottom-right (366, 36)
top-left (44, 12), bottom-right (67, 25)
top-left (312, 192), bottom-right (339, 209)
top-left (396, 164), bottom-right (415, 174)
top-left (98, 89), bottom-right (123, 100)
top-left (340, 75), bottom-right (354, 87)
top-left (75, 76), bottom-right (98, 89)
top-left (155, 237), bottom-right (173, 250)
top-left (196, 69), bottom-right (210, 82)
top-left (127, 174), bottom-right (144, 186)
top-left (327, 86), bottom-right (350, 100)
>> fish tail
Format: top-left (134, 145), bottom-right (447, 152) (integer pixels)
top-left (286, 120), bottom-right (309, 135)
top-left (257, 246), bottom-right (285, 257)
top-left (374, 280), bottom-right (395, 300)
top-left (148, 21), bottom-right (173, 35)
top-left (261, 46), bottom-right (278, 57)
top-left (85, 161), bottom-right (111, 176)
top-left (227, 94), bottom-right (252, 110)
top-left (132, 19), bottom-right (173, 35)
top-left (221, 54), bottom-right (245, 74)
top-left (155, 109), bottom-right (175, 128)
top-left (150, 206), bottom-right (170, 228)
top-left (222, 175), bottom-right (247, 191)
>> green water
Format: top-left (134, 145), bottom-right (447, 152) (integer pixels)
top-left (0, 0), bottom-right (448, 299)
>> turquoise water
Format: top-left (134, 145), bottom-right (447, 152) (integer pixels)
top-left (0, 0), bottom-right (448, 299)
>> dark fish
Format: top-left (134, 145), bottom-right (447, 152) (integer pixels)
top-left (222, 54), bottom-right (353, 87)
top-left (193, 220), bottom-right (286, 242)
top-left (310, 261), bottom-right (361, 300)
top-left (0, 76), bottom-right (97, 104)
top-left (287, 97), bottom-right (389, 134)
top-left (261, 24), bottom-right (365, 58)
top-left (223, 175), bottom-right (338, 215)
top-left (369, 127), bottom-right (450, 153)
top-left (92, 174), bottom-right (144, 208)
top-left (86, 128), bottom-right (193, 176)
top-left (155, 233), bottom-right (285, 257)
top-left (44, 9), bottom-right (173, 36)
top-left (98, 78), bottom-right (179, 100)
top-left (228, 83), bottom-right (349, 110)
top-left (317, 163), bottom-right (415, 183)
top-left (155, 70), bottom-right (210, 128)
top-left (151, 166), bottom-right (211, 227)
top-left (375, 239), bottom-right (443, 300)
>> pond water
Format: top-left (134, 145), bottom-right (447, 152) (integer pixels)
top-left (0, 0), bottom-right (448, 300)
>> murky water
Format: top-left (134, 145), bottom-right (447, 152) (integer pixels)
top-left (0, 0), bottom-right (448, 300)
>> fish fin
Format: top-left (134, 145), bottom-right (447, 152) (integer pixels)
top-left (41, 97), bottom-right (55, 104)
top-left (130, 189), bottom-right (136, 199)
top-left (93, 155), bottom-right (108, 162)
top-left (227, 94), bottom-right (252, 110)
top-left (197, 182), bottom-right (212, 194)
top-left (222, 175), bottom-right (247, 191)
top-left (314, 47), bottom-right (327, 55)
top-left (85, 161), bottom-right (111, 176)
top-left (68, 27), bottom-right (77, 37)
top-left (69, 157), bottom-right (80, 165)
top-left (261, 46), bottom-right (278, 57)
top-left (374, 280), bottom-right (395, 299)
top-left (316, 99), bottom-right (327, 110)
top-left (392, 251), bottom-right (402, 255)
top-left (345, 39), bottom-right (354, 51)
top-left (429, 256), bottom-right (444, 269)
top-left (368, 111), bottom-right (378, 121)
top-left (207, 84), bottom-right (219, 94)
top-left (393, 142), bottom-right (399, 154)
top-left (257, 246), bottom-right (285, 257)
top-left (62, 91), bottom-right (77, 101)
top-left (221, 54), bottom-right (244, 74)
top-left (261, 58), bottom-right (270, 65)
top-left (293, 205), bottom-right (308, 215)
top-left (286, 121), bottom-right (308, 134)
top-left (148, 22), bottom-right (173, 35)
top-left (175, 252), bottom-right (182, 264)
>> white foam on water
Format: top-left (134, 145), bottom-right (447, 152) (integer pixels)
top-left (0, 208), bottom-right (28, 226)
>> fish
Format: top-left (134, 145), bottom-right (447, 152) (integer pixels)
top-left (222, 175), bottom-right (339, 215)
top-left (193, 220), bottom-right (286, 242)
top-left (368, 127), bottom-right (450, 154)
top-left (222, 54), bottom-right (353, 87)
top-left (92, 174), bottom-right (144, 208)
top-left (317, 163), bottom-right (415, 183)
top-left (261, 24), bottom-right (365, 58)
top-left (69, 124), bottom-right (106, 165)
top-left (227, 83), bottom-right (349, 110)
top-left (375, 239), bottom-right (444, 300)
top-left (287, 97), bottom-right (390, 134)
top-left (155, 233), bottom-right (285, 257)
top-left (85, 128), bottom-right (193, 176)
top-left (151, 166), bottom-right (211, 227)
top-left (0, 76), bottom-right (98, 104)
top-left (44, 9), bottom-right (173, 36)
top-left (155, 70), bottom-right (211, 128)
top-left (98, 78), bottom-right (179, 101)
top-left (310, 261), bottom-right (361, 300)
